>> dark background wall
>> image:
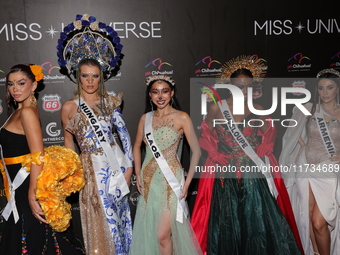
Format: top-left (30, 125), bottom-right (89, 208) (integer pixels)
top-left (0, 0), bottom-right (339, 238)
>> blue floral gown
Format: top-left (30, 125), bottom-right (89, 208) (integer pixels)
top-left (66, 93), bottom-right (133, 255)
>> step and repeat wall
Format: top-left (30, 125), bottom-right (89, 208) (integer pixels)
top-left (0, 0), bottom-right (339, 239)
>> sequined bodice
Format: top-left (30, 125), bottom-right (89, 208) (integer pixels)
top-left (141, 114), bottom-right (183, 203)
top-left (305, 118), bottom-right (340, 164)
top-left (65, 96), bottom-right (120, 152)
top-left (143, 117), bottom-right (183, 161)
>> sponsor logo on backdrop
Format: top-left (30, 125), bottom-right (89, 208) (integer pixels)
top-left (330, 52), bottom-right (340, 69)
top-left (46, 122), bottom-right (61, 137)
top-left (130, 174), bottom-right (137, 186)
top-left (254, 18), bottom-right (339, 36)
top-left (129, 191), bottom-right (139, 206)
top-left (0, 99), bottom-right (3, 114)
top-left (292, 80), bottom-right (306, 95)
top-left (43, 122), bottom-right (63, 144)
top-left (0, 21), bottom-right (162, 41)
top-left (194, 56), bottom-right (222, 77)
top-left (145, 58), bottom-right (174, 76)
top-left (287, 53), bottom-right (311, 72)
top-left (42, 94), bottom-right (61, 112)
top-left (40, 62), bottom-right (66, 83)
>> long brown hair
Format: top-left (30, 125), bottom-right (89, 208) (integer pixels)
top-left (5, 64), bottom-right (36, 114)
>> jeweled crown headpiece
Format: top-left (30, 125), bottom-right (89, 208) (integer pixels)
top-left (57, 14), bottom-right (122, 82)
top-left (217, 55), bottom-right (267, 82)
top-left (316, 68), bottom-right (340, 78)
top-left (145, 75), bottom-right (176, 86)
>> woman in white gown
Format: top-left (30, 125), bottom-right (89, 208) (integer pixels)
top-left (280, 69), bottom-right (340, 255)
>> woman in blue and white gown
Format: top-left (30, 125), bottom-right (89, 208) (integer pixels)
top-left (62, 59), bottom-right (133, 255)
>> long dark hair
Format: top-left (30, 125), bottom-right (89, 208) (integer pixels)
top-left (310, 72), bottom-right (340, 116)
top-left (6, 64), bottom-right (36, 114)
top-left (145, 79), bottom-right (181, 112)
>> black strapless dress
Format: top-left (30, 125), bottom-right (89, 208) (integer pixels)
top-left (0, 128), bottom-right (85, 254)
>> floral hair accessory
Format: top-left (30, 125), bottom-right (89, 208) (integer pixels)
top-left (217, 55), bottom-right (267, 82)
top-left (145, 75), bottom-right (176, 86)
top-left (316, 68), bottom-right (340, 78)
top-left (30, 64), bottom-right (44, 82)
top-left (57, 14), bottom-right (123, 81)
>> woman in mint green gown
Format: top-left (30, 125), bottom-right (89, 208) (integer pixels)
top-left (130, 75), bottom-right (202, 255)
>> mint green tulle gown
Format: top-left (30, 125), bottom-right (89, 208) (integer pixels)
top-left (129, 116), bottom-right (202, 255)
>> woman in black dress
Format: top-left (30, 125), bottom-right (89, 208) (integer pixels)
top-left (0, 64), bottom-right (84, 254)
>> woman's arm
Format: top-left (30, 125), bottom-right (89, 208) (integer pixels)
top-left (179, 112), bottom-right (201, 199)
top-left (295, 137), bottom-right (305, 162)
top-left (133, 114), bottom-right (146, 194)
top-left (21, 107), bottom-right (48, 224)
top-left (61, 101), bottom-right (75, 151)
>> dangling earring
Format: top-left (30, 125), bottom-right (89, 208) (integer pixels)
top-left (171, 97), bottom-right (174, 107)
top-left (150, 99), bottom-right (154, 112)
top-left (318, 95), bottom-right (321, 112)
top-left (30, 92), bottom-right (37, 106)
top-left (99, 72), bottom-right (107, 115)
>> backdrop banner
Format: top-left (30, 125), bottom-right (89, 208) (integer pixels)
top-left (0, 0), bottom-right (339, 240)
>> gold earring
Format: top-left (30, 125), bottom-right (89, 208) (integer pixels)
top-left (30, 92), bottom-right (37, 106)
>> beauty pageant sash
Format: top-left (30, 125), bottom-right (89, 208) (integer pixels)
top-left (144, 111), bottom-right (189, 223)
top-left (0, 115), bottom-right (31, 223)
top-left (315, 108), bottom-right (336, 157)
top-left (218, 100), bottom-right (278, 198)
top-left (75, 98), bottom-right (129, 200)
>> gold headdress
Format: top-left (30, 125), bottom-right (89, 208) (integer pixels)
top-left (217, 55), bottom-right (267, 82)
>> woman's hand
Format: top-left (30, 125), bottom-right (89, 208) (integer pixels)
top-left (28, 190), bottom-right (48, 224)
top-left (180, 182), bottom-right (189, 200)
top-left (124, 167), bottom-right (133, 187)
top-left (136, 174), bottom-right (143, 195)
